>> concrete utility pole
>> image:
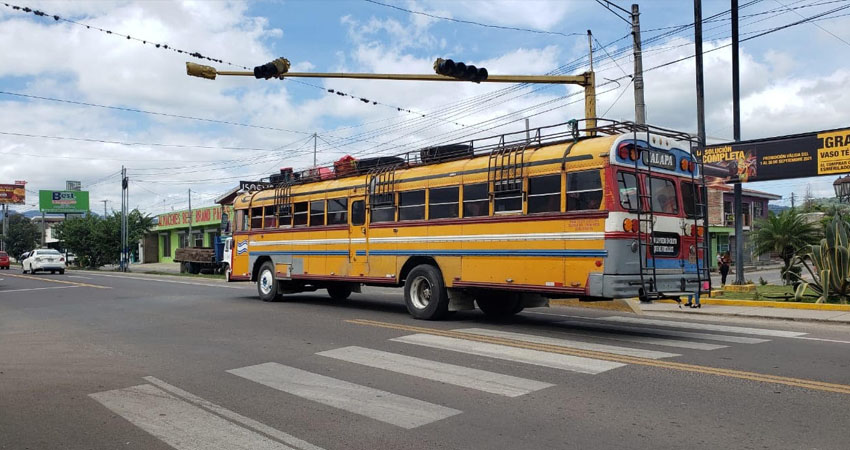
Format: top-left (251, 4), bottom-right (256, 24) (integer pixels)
top-left (632, 3), bottom-right (646, 124)
top-left (120, 166), bottom-right (129, 271)
top-left (313, 133), bottom-right (317, 168)
top-left (188, 188), bottom-right (193, 245)
top-left (1, 203), bottom-right (7, 251)
top-left (732, 0), bottom-right (745, 285)
top-left (101, 199), bottom-right (108, 217)
top-left (587, 30), bottom-right (594, 71)
top-left (694, 0), bottom-right (706, 148)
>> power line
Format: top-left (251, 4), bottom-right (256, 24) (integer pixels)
top-left (0, 130), bottom-right (280, 153)
top-left (772, 0), bottom-right (850, 47)
top-left (363, 0), bottom-right (584, 38)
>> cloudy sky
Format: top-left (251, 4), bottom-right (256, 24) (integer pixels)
top-left (2, 0), bottom-right (849, 215)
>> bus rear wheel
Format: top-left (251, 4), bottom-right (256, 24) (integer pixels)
top-left (327, 285), bottom-right (352, 300)
top-left (404, 264), bottom-right (449, 320)
top-left (476, 292), bottom-right (524, 318)
top-left (257, 261), bottom-right (281, 302)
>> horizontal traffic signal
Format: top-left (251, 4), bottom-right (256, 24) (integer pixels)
top-left (253, 57), bottom-right (291, 79)
top-left (433, 58), bottom-right (488, 83)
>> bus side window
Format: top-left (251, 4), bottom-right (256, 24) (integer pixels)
top-left (351, 200), bottom-right (365, 226)
top-left (371, 194), bottom-right (396, 223)
top-left (310, 200), bottom-right (325, 227)
top-left (567, 170), bottom-right (603, 210)
top-left (328, 198), bottom-right (348, 225)
top-left (278, 204), bottom-right (292, 228)
top-left (463, 183), bottom-right (488, 217)
top-left (399, 190), bottom-right (425, 221)
top-left (236, 209), bottom-right (247, 231)
top-left (618, 172), bottom-right (639, 211)
top-left (293, 202), bottom-right (308, 226)
top-left (263, 206), bottom-right (277, 229)
top-left (429, 186), bottom-right (459, 219)
top-left (250, 207), bottom-right (263, 229)
top-left (527, 174), bottom-right (561, 214)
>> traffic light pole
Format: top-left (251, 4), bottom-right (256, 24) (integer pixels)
top-left (187, 63), bottom-right (597, 132)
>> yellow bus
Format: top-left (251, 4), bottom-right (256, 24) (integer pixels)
top-left (227, 120), bottom-right (709, 320)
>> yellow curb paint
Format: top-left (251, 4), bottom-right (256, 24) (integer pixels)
top-left (656, 298), bottom-right (850, 311)
top-left (550, 298), bottom-right (643, 314)
top-left (5, 273), bottom-right (111, 289)
top-left (724, 284), bottom-right (757, 292)
top-left (347, 319), bottom-right (850, 395)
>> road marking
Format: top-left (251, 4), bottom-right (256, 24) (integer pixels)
top-left (599, 316), bottom-right (807, 338)
top-left (90, 383), bottom-right (298, 450)
top-left (455, 328), bottom-right (680, 359)
top-left (144, 377), bottom-right (323, 450)
top-left (555, 319), bottom-right (769, 344)
top-left (792, 336), bottom-right (850, 345)
top-left (0, 285), bottom-right (80, 294)
top-left (4, 273), bottom-right (110, 289)
top-left (348, 319), bottom-right (850, 395)
top-left (392, 334), bottom-right (625, 374)
top-left (66, 275), bottom-right (93, 280)
top-left (228, 362), bottom-right (461, 429)
top-left (582, 332), bottom-right (728, 351)
top-left (317, 346), bottom-right (553, 397)
top-left (81, 272), bottom-right (249, 290)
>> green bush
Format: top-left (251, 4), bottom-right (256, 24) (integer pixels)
top-left (792, 213), bottom-right (850, 304)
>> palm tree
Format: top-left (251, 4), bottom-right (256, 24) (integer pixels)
top-left (751, 209), bottom-right (821, 284)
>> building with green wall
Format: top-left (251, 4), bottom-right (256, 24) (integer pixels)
top-left (154, 205), bottom-right (232, 263)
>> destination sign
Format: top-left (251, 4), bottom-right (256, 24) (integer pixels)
top-left (642, 150), bottom-right (676, 171)
top-left (651, 232), bottom-right (680, 257)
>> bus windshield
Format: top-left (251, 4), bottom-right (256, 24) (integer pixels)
top-left (646, 176), bottom-right (678, 214)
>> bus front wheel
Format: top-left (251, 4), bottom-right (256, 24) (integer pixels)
top-left (404, 264), bottom-right (449, 320)
top-left (257, 261), bottom-right (281, 302)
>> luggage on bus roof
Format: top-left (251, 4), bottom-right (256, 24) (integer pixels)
top-left (356, 156), bottom-right (405, 174)
top-left (420, 144), bottom-right (473, 163)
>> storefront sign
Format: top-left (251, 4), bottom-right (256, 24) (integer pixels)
top-left (156, 205), bottom-right (233, 230)
top-left (39, 190), bottom-right (89, 212)
top-left (0, 184), bottom-right (26, 204)
top-left (699, 127), bottom-right (850, 183)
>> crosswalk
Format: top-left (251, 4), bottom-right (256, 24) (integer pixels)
top-left (90, 315), bottom-right (807, 449)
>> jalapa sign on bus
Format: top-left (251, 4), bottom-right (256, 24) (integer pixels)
top-left (699, 127), bottom-right (850, 183)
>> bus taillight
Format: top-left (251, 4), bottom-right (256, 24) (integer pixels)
top-left (623, 218), bottom-right (639, 233)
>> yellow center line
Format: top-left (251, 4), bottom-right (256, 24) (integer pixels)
top-left (5, 273), bottom-right (111, 289)
top-left (347, 319), bottom-right (850, 395)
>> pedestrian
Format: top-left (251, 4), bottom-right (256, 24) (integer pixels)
top-left (684, 291), bottom-right (701, 308)
top-left (719, 251), bottom-right (731, 286)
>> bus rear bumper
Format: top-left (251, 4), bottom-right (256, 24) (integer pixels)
top-left (587, 273), bottom-right (709, 299)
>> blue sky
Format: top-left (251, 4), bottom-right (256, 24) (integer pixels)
top-left (1, 0), bottom-right (850, 214)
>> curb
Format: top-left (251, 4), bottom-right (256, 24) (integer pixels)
top-left (654, 298), bottom-right (850, 311)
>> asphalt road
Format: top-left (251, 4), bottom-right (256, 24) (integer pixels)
top-left (1, 269), bottom-right (849, 450)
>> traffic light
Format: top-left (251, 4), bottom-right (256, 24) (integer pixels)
top-left (253, 57), bottom-right (291, 79)
top-left (433, 58), bottom-right (488, 83)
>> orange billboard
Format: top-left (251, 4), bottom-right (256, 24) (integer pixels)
top-left (0, 184), bottom-right (26, 204)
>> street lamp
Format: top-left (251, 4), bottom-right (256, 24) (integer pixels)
top-left (833, 175), bottom-right (850, 203)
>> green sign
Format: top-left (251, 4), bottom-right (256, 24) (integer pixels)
top-left (39, 190), bottom-right (90, 213)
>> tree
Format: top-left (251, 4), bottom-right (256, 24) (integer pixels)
top-left (55, 209), bottom-right (153, 269)
top-left (2, 213), bottom-right (39, 260)
top-left (751, 208), bottom-right (821, 285)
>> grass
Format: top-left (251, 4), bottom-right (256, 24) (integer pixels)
top-left (717, 284), bottom-right (818, 302)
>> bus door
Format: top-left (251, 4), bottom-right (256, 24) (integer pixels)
top-left (349, 197), bottom-right (369, 276)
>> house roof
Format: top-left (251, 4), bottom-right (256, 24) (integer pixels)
top-left (705, 177), bottom-right (782, 200)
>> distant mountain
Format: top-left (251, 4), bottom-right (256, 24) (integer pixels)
top-left (768, 204), bottom-right (790, 213)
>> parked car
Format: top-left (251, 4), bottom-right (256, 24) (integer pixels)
top-left (22, 249), bottom-right (66, 274)
top-left (0, 251), bottom-right (9, 269)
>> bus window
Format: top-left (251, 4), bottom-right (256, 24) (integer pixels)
top-left (236, 209), bottom-right (247, 231)
top-left (293, 202), bottom-right (308, 226)
top-left (646, 176), bottom-right (678, 214)
top-left (567, 170), bottom-right (603, 210)
top-left (463, 183), bottom-right (488, 217)
top-left (250, 207), bottom-right (263, 229)
top-left (527, 174), bottom-right (561, 214)
top-left (617, 172), bottom-right (639, 211)
top-left (399, 190), bottom-right (425, 221)
top-left (310, 200), bottom-right (325, 227)
top-left (371, 203), bottom-right (395, 223)
top-left (263, 206), bottom-right (277, 229)
top-left (351, 200), bottom-right (365, 226)
top-left (327, 198), bottom-right (348, 225)
top-left (278, 204), bottom-right (292, 228)
top-left (429, 186), bottom-right (459, 219)
top-left (681, 180), bottom-right (704, 218)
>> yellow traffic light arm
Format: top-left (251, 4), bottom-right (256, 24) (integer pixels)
top-left (186, 62), bottom-right (597, 130)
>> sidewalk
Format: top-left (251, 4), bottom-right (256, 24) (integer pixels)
top-left (640, 301), bottom-right (850, 323)
top-left (129, 262), bottom-right (182, 274)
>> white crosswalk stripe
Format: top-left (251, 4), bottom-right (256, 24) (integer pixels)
top-left (599, 316), bottom-right (807, 337)
top-left (228, 362), bottom-right (461, 429)
top-left (556, 319), bottom-right (769, 344)
top-left (317, 346), bottom-right (554, 397)
top-left (391, 333), bottom-right (625, 374)
top-left (455, 328), bottom-right (680, 359)
top-left (90, 384), bottom-right (302, 450)
top-left (584, 332), bottom-right (729, 350)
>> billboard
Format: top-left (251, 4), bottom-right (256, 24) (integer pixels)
top-left (0, 184), bottom-right (26, 204)
top-left (156, 205), bottom-right (233, 230)
top-left (700, 127), bottom-right (850, 183)
top-left (39, 190), bottom-right (89, 213)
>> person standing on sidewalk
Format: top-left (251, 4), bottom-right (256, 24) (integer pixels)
top-left (719, 251), bottom-right (731, 286)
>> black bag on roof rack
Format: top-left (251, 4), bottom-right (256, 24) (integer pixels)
top-left (356, 156), bottom-right (405, 174)
top-left (420, 144), bottom-right (473, 163)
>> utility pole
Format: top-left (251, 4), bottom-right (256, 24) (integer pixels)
top-left (101, 199), bottom-right (108, 217)
top-left (694, 0), bottom-right (706, 149)
top-left (120, 166), bottom-right (129, 272)
top-left (525, 118), bottom-right (531, 142)
top-left (313, 133), bottom-right (317, 167)
top-left (587, 30), bottom-right (594, 72)
top-left (1, 203), bottom-right (6, 251)
top-left (732, 0), bottom-right (745, 285)
top-left (791, 192), bottom-right (796, 208)
top-left (632, 4), bottom-right (646, 124)
top-left (188, 189), bottom-right (193, 246)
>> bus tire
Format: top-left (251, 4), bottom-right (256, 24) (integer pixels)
top-left (476, 292), bottom-right (524, 318)
top-left (327, 285), bottom-right (352, 300)
top-left (257, 261), bottom-right (281, 302)
top-left (404, 264), bottom-right (449, 320)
